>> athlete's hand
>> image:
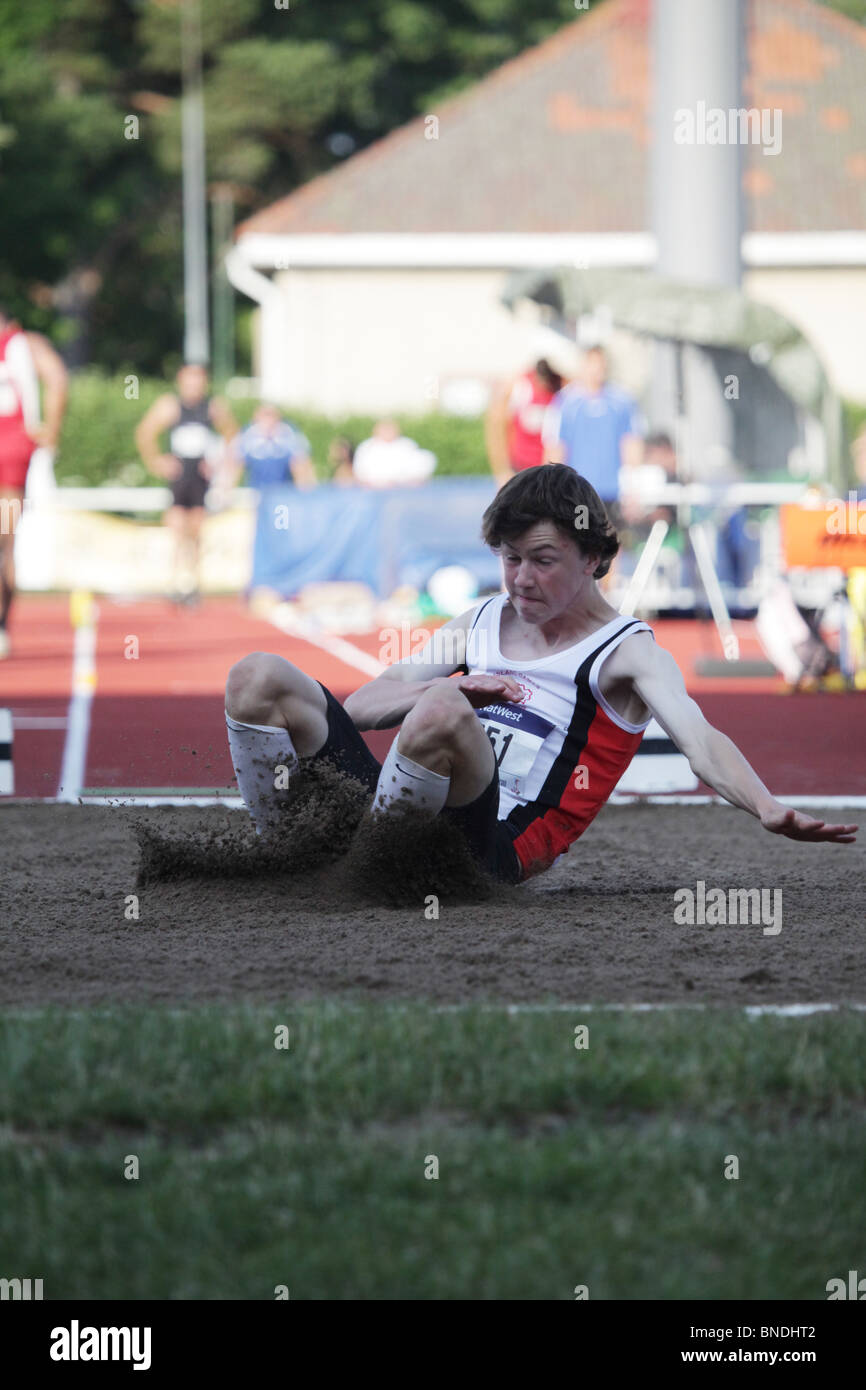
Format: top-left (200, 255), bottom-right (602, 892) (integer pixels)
top-left (760, 804), bottom-right (858, 843)
top-left (154, 453), bottom-right (181, 480)
top-left (456, 673), bottom-right (525, 708)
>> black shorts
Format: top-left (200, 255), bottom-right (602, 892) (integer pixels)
top-left (171, 458), bottom-right (209, 510)
top-left (307, 684), bottom-right (522, 884)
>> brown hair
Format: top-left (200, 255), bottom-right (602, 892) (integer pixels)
top-left (534, 358), bottom-right (563, 394)
top-left (481, 464), bottom-right (619, 579)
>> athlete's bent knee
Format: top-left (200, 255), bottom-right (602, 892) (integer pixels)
top-left (400, 683), bottom-right (476, 753)
top-left (225, 652), bottom-right (297, 723)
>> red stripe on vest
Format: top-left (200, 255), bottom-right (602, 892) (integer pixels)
top-left (511, 704), bottom-right (643, 879)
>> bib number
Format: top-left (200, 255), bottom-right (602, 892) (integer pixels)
top-left (477, 702), bottom-right (554, 799)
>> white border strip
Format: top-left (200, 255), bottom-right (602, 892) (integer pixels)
top-left (235, 231), bottom-right (866, 272)
top-left (264, 605), bottom-right (385, 678)
top-left (21, 793), bottom-right (866, 810)
top-left (609, 794), bottom-right (866, 808)
top-left (56, 607), bottom-right (97, 804)
top-left (449, 1002), bottom-right (866, 1016)
top-left (237, 232), bottom-right (655, 271)
top-left (73, 795), bottom-right (245, 808)
top-left (6, 1001), bottom-right (866, 1019)
top-left (13, 716), bottom-right (68, 730)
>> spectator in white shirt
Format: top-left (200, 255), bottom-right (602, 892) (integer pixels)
top-left (352, 418), bottom-right (436, 489)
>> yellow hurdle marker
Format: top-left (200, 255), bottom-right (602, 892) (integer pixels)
top-left (57, 590), bottom-right (98, 802)
top-left (70, 589), bottom-right (96, 630)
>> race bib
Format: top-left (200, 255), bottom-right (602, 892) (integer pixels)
top-left (476, 702), bottom-right (554, 799)
top-left (0, 370), bottom-right (18, 417)
top-left (170, 421), bottom-right (213, 459)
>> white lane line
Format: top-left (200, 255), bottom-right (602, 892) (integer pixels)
top-left (609, 794), bottom-right (866, 808)
top-left (72, 795), bottom-right (245, 807)
top-left (56, 603), bottom-right (98, 804)
top-left (264, 605), bottom-right (385, 678)
top-left (13, 716), bottom-right (68, 730)
top-left (444, 1003), bottom-right (866, 1016)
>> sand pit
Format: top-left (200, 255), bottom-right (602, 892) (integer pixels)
top-left (1, 795), bottom-right (863, 1007)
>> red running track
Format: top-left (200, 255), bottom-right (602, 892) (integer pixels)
top-left (1, 594), bottom-right (864, 799)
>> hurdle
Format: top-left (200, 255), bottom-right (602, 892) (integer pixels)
top-left (0, 709), bottom-right (13, 795)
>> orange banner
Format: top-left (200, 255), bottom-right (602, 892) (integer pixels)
top-left (780, 501), bottom-right (866, 569)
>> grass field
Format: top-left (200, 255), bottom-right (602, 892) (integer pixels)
top-left (2, 1003), bottom-right (864, 1300)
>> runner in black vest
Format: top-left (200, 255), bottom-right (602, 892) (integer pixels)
top-left (136, 364), bottom-right (238, 604)
top-left (169, 395), bottom-right (214, 510)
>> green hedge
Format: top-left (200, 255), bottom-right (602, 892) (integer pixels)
top-left (53, 371), bottom-right (490, 487)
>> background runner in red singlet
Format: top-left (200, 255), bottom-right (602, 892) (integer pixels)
top-left (0, 305), bottom-right (68, 659)
top-left (485, 359), bottom-right (565, 490)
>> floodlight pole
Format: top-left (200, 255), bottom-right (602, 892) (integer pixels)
top-left (211, 184), bottom-right (235, 385)
top-left (650, 0), bottom-right (744, 467)
top-left (642, 0), bottom-right (747, 660)
top-left (181, 0), bottom-right (209, 365)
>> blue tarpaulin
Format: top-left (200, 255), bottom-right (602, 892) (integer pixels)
top-left (251, 479), bottom-right (502, 597)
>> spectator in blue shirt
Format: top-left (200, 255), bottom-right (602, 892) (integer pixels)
top-left (541, 346), bottom-right (643, 522)
top-left (233, 403), bottom-right (316, 490)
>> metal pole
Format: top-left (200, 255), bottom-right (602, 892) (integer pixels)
top-left (652, 0), bottom-right (743, 289)
top-left (211, 186), bottom-right (235, 385)
top-left (689, 521), bottom-right (740, 660)
top-left (181, 0), bottom-right (209, 365)
top-left (619, 520), bottom-right (670, 618)
top-left (651, 0), bottom-right (744, 474)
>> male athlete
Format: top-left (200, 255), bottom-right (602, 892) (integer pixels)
top-left (225, 465), bottom-right (856, 883)
top-left (136, 363), bottom-right (238, 603)
top-left (0, 305), bottom-right (67, 659)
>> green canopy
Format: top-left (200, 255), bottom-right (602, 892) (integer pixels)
top-left (502, 266), bottom-right (843, 486)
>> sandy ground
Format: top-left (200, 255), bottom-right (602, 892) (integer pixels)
top-left (1, 794), bottom-right (863, 1007)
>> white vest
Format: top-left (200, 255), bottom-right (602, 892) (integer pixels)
top-left (465, 594), bottom-right (651, 819)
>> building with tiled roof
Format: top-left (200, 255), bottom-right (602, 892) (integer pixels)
top-left (228, 0), bottom-right (866, 415)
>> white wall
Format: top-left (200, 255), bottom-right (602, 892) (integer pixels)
top-left (258, 263), bottom-right (866, 416)
top-left (746, 267), bottom-right (866, 404)
top-left (272, 267), bottom-right (580, 415)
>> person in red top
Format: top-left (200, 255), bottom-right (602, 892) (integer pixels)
top-left (485, 359), bottom-right (564, 489)
top-left (0, 305), bottom-right (68, 658)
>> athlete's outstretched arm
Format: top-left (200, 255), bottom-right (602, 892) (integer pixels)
top-left (344, 609), bottom-right (524, 731)
top-left (626, 635), bottom-right (858, 844)
top-left (27, 332), bottom-right (68, 449)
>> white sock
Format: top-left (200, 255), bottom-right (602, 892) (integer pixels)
top-left (372, 737), bottom-right (450, 817)
top-left (226, 712), bottom-right (299, 840)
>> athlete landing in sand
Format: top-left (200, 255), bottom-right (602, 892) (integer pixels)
top-left (225, 465), bottom-right (857, 882)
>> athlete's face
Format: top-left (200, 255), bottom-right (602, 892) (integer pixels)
top-left (582, 349), bottom-right (607, 393)
top-left (176, 365), bottom-right (208, 404)
top-left (500, 522), bottom-right (598, 623)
